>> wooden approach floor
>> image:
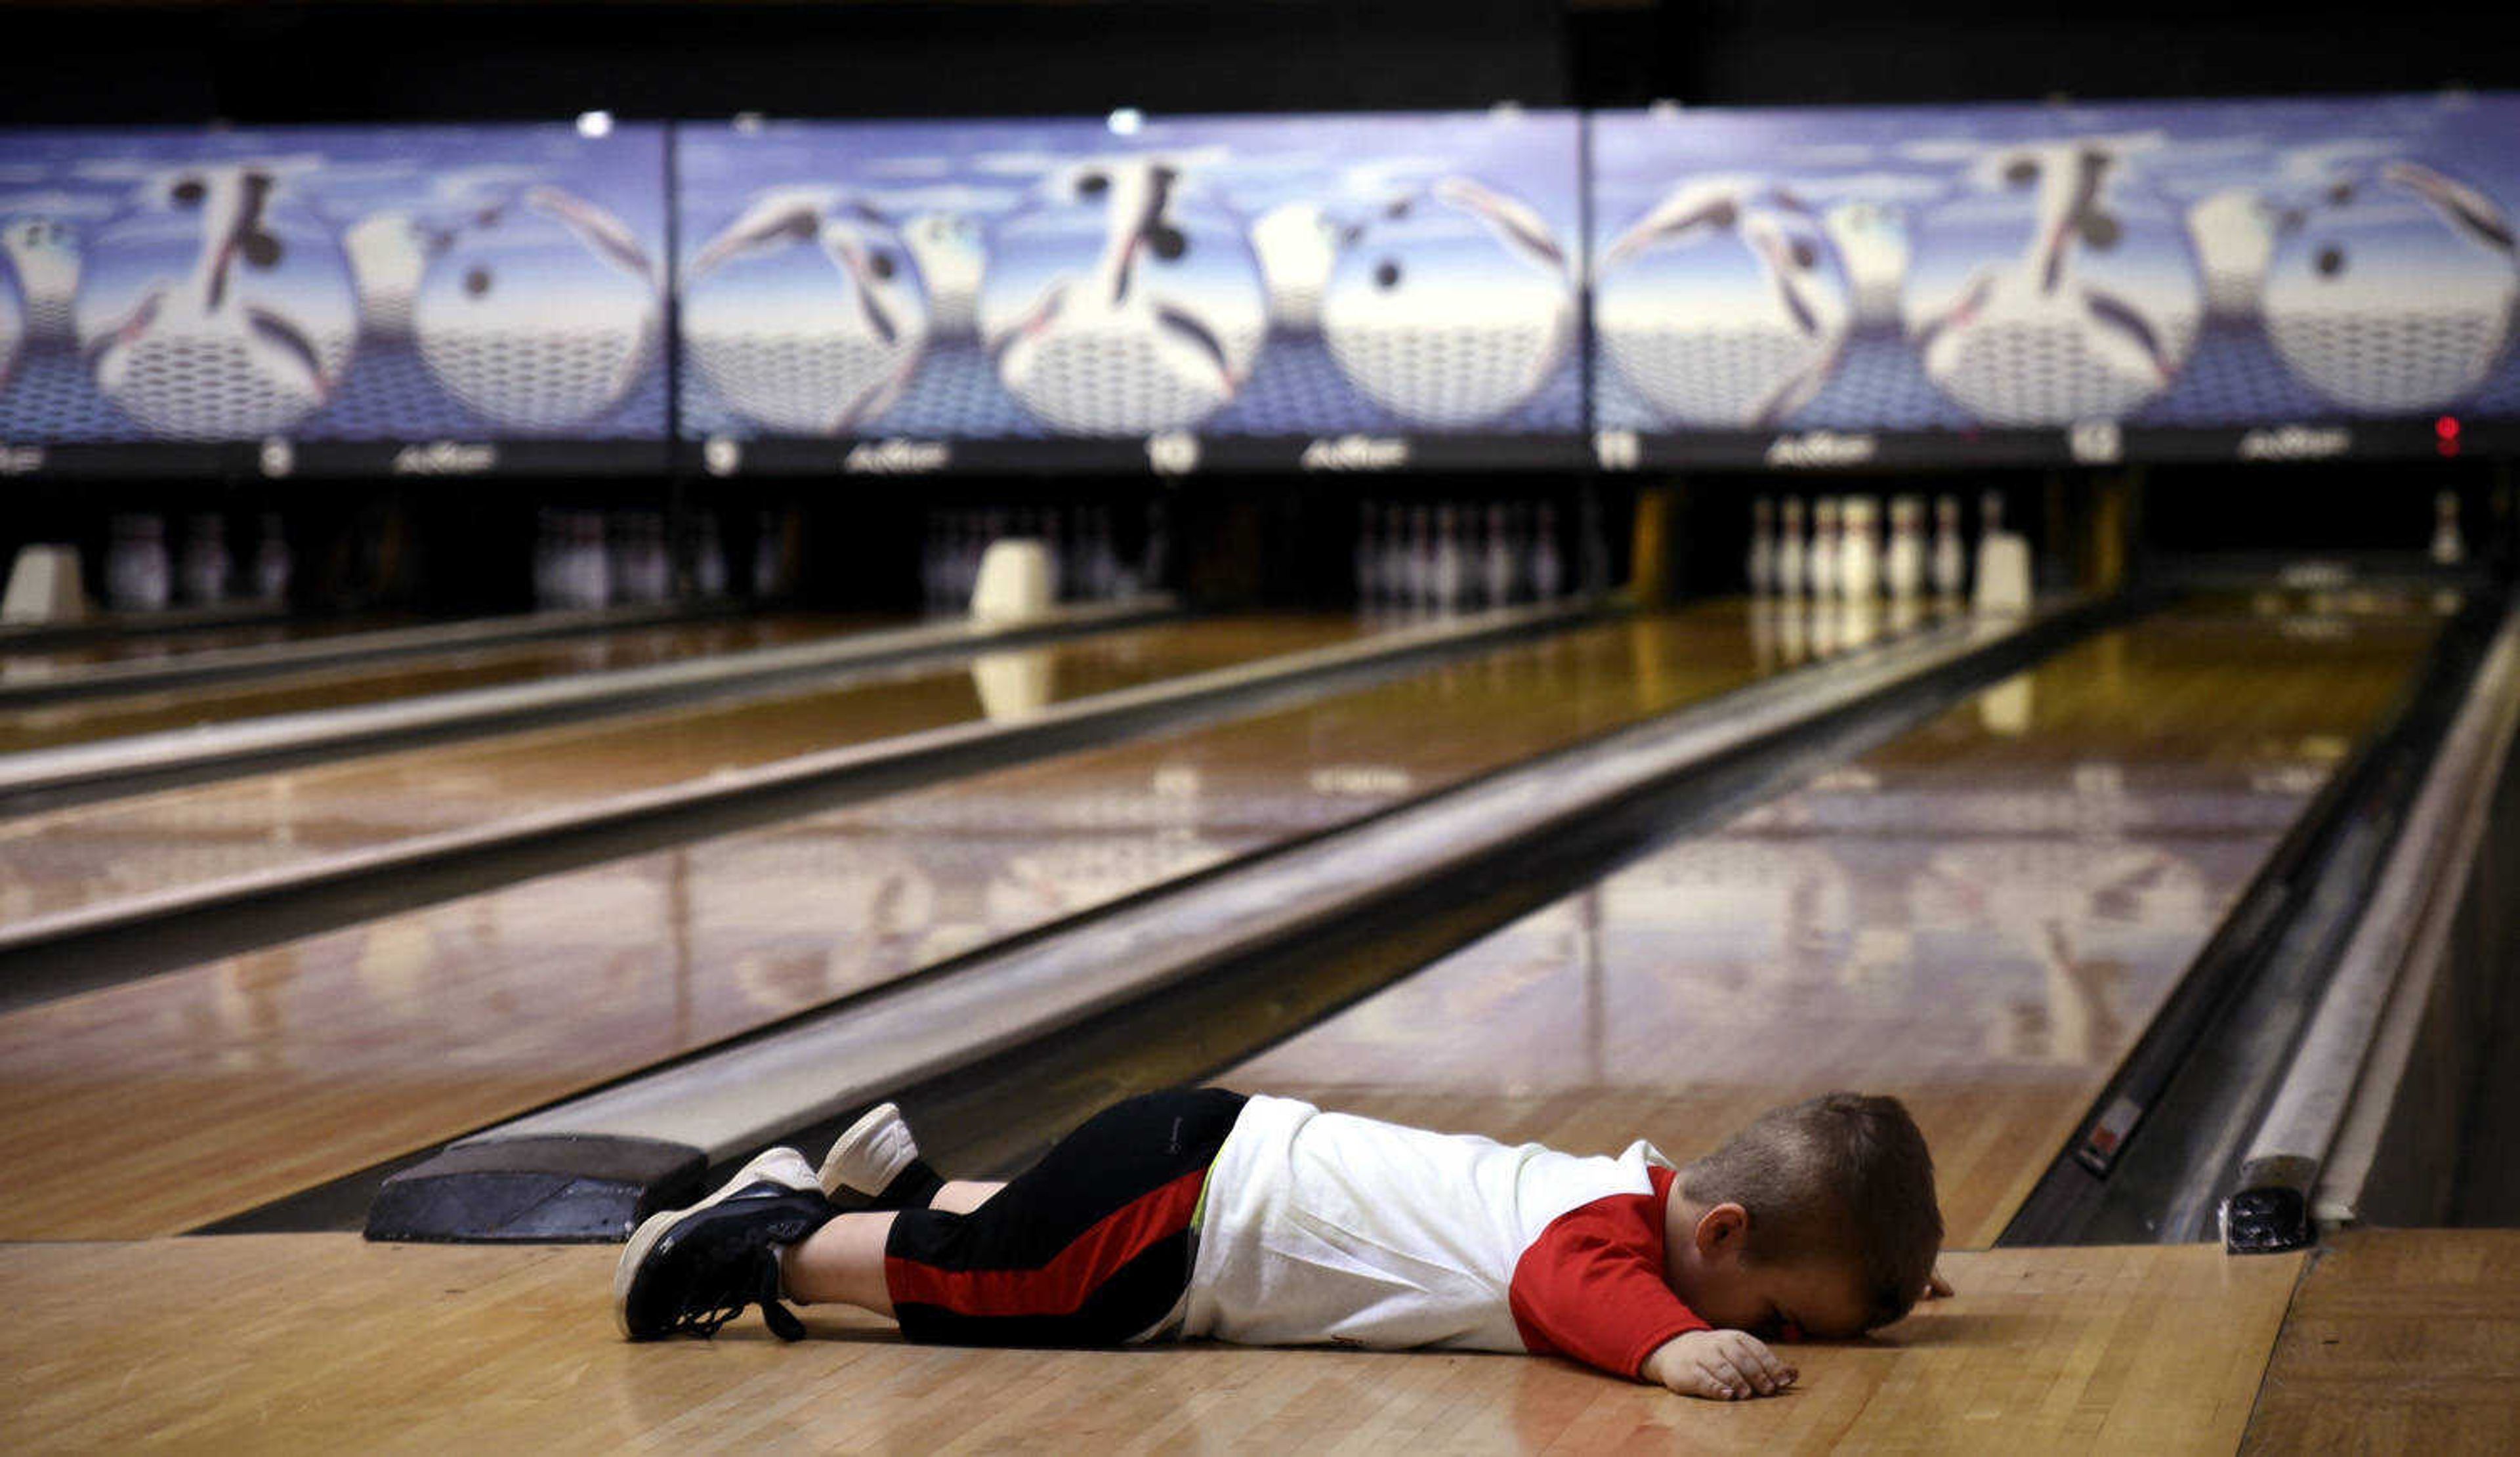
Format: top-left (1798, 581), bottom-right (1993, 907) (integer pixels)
top-left (2241, 1229), bottom-right (2520, 1452)
top-left (3, 1236), bottom-right (2306, 1454)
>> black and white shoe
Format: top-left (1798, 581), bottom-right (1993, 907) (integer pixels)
top-left (816, 1101), bottom-right (944, 1210)
top-left (614, 1147), bottom-right (836, 1341)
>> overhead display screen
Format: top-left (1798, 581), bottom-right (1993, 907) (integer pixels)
top-left (1589, 93), bottom-right (2519, 469)
top-left (0, 123), bottom-right (670, 478)
top-left (675, 108), bottom-right (1587, 475)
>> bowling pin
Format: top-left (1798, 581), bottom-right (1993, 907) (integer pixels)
top-left (1434, 503), bottom-right (1468, 614)
top-left (108, 515), bottom-right (170, 613)
top-left (1973, 490), bottom-right (2033, 615)
top-left (1484, 501), bottom-right (1515, 608)
top-left (181, 513), bottom-right (230, 603)
top-left (2433, 490), bottom-right (2466, 566)
top-left (254, 514), bottom-right (291, 603)
top-left (1884, 496), bottom-right (1925, 602)
top-left (1531, 501), bottom-right (1564, 601)
top-left (1776, 497), bottom-right (1807, 597)
top-left (1931, 494), bottom-right (1965, 599)
top-left (1838, 496), bottom-right (1880, 601)
top-left (695, 511), bottom-right (728, 600)
top-left (1748, 496), bottom-right (1776, 595)
top-left (1809, 497), bottom-right (1840, 601)
top-left (1578, 490), bottom-right (1611, 596)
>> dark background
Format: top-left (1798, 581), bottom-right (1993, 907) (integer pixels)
top-left (5, 0), bottom-right (2514, 125)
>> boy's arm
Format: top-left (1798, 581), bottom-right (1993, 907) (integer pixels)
top-left (1508, 1196), bottom-right (1710, 1383)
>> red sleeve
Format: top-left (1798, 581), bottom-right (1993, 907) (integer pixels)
top-left (1508, 1166), bottom-right (1708, 1380)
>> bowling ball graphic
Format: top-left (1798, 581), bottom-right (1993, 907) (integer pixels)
top-left (2262, 161), bottom-right (2518, 413)
top-left (413, 185), bottom-right (660, 431)
top-left (343, 209), bottom-right (431, 341)
top-left (682, 194), bottom-right (932, 435)
top-left (2185, 187), bottom-right (2283, 324)
top-left (978, 159), bottom-right (1266, 436)
top-left (74, 168), bottom-right (358, 440)
top-left (1595, 179), bottom-right (1856, 429)
top-left (1320, 177), bottom-right (1574, 427)
top-left (1250, 200), bottom-right (1342, 334)
top-left (1902, 143), bottom-right (2204, 426)
top-left (900, 210), bottom-right (983, 338)
top-left (2, 215), bottom-right (82, 343)
top-left (977, 159), bottom-right (1270, 433)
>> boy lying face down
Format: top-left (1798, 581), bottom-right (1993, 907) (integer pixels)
top-left (615, 1086), bottom-right (1947, 1401)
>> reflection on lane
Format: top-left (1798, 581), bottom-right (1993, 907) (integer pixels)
top-left (0, 614), bottom-right (871, 758)
top-left (0, 615), bottom-right (1366, 931)
top-left (1218, 600), bottom-right (2448, 1246)
top-left (0, 601), bottom-right (1865, 1238)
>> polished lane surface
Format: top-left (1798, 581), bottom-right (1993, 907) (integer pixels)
top-left (0, 613), bottom-right (410, 681)
top-left (0, 602), bottom-right (1844, 1238)
top-left (1211, 597), bottom-right (2446, 1247)
top-left (0, 615), bottom-right (1363, 933)
top-left (0, 613), bottom-right (877, 759)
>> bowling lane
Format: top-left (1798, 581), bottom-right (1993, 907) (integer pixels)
top-left (0, 614), bottom-right (1360, 933)
top-left (0, 602), bottom-right (1834, 1238)
top-left (0, 612), bottom-right (876, 758)
top-left (1211, 597), bottom-right (2446, 1247)
top-left (0, 612), bottom-right (412, 681)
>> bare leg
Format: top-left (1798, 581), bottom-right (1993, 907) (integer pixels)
top-left (931, 1180), bottom-right (1005, 1215)
top-left (780, 1211), bottom-right (898, 1315)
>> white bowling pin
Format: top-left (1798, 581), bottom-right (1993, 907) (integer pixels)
top-left (1809, 497), bottom-right (1841, 601)
top-left (108, 515), bottom-right (170, 612)
top-left (695, 512), bottom-right (728, 599)
top-left (181, 513), bottom-right (229, 603)
top-left (1406, 505), bottom-right (1435, 612)
top-left (1532, 501), bottom-right (1564, 601)
top-left (1838, 496), bottom-right (1880, 601)
top-left (1748, 496), bottom-right (1776, 595)
top-left (1931, 494), bottom-right (1965, 599)
top-left (1884, 496), bottom-right (1925, 602)
top-left (2433, 490), bottom-right (2466, 566)
top-left (253, 513), bottom-right (291, 602)
top-left (1776, 497), bottom-right (1807, 597)
top-left (1433, 503), bottom-right (1466, 614)
top-left (1484, 502), bottom-right (1515, 608)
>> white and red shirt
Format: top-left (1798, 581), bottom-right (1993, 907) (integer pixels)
top-left (1179, 1094), bottom-right (1708, 1379)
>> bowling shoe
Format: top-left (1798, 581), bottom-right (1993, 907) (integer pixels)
top-left (816, 1101), bottom-right (945, 1210)
top-left (614, 1147), bottom-right (834, 1341)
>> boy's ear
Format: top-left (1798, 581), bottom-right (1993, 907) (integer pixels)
top-left (1692, 1202), bottom-right (1751, 1260)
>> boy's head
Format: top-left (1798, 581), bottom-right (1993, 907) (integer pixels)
top-left (1664, 1092), bottom-right (1941, 1340)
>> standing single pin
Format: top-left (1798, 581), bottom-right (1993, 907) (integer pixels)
top-left (1931, 494), bottom-right (1966, 599)
top-left (1838, 496), bottom-right (1881, 601)
top-left (2431, 490), bottom-right (2466, 567)
top-left (1531, 501), bottom-right (1564, 601)
top-left (1776, 497), bottom-right (1808, 597)
top-left (1484, 501), bottom-right (1517, 608)
top-left (1885, 496), bottom-right (1926, 602)
top-left (1748, 496), bottom-right (1777, 596)
top-left (1809, 497), bottom-right (1841, 601)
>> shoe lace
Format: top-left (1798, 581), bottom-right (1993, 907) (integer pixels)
top-left (664, 1245), bottom-right (808, 1342)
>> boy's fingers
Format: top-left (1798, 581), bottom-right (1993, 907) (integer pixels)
top-left (1927, 1270), bottom-right (1955, 1299)
top-left (1701, 1353), bottom-right (1748, 1399)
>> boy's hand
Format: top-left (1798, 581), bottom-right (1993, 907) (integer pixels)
top-left (1924, 1267), bottom-right (1953, 1299)
top-left (1643, 1330), bottom-right (1797, 1401)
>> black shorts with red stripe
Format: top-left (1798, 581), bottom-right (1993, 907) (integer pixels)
top-left (883, 1086), bottom-right (1248, 1347)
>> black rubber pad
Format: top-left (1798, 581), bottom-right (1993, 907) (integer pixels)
top-left (365, 1135), bottom-right (707, 1244)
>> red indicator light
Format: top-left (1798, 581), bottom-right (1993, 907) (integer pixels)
top-left (2437, 415), bottom-right (2462, 441)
